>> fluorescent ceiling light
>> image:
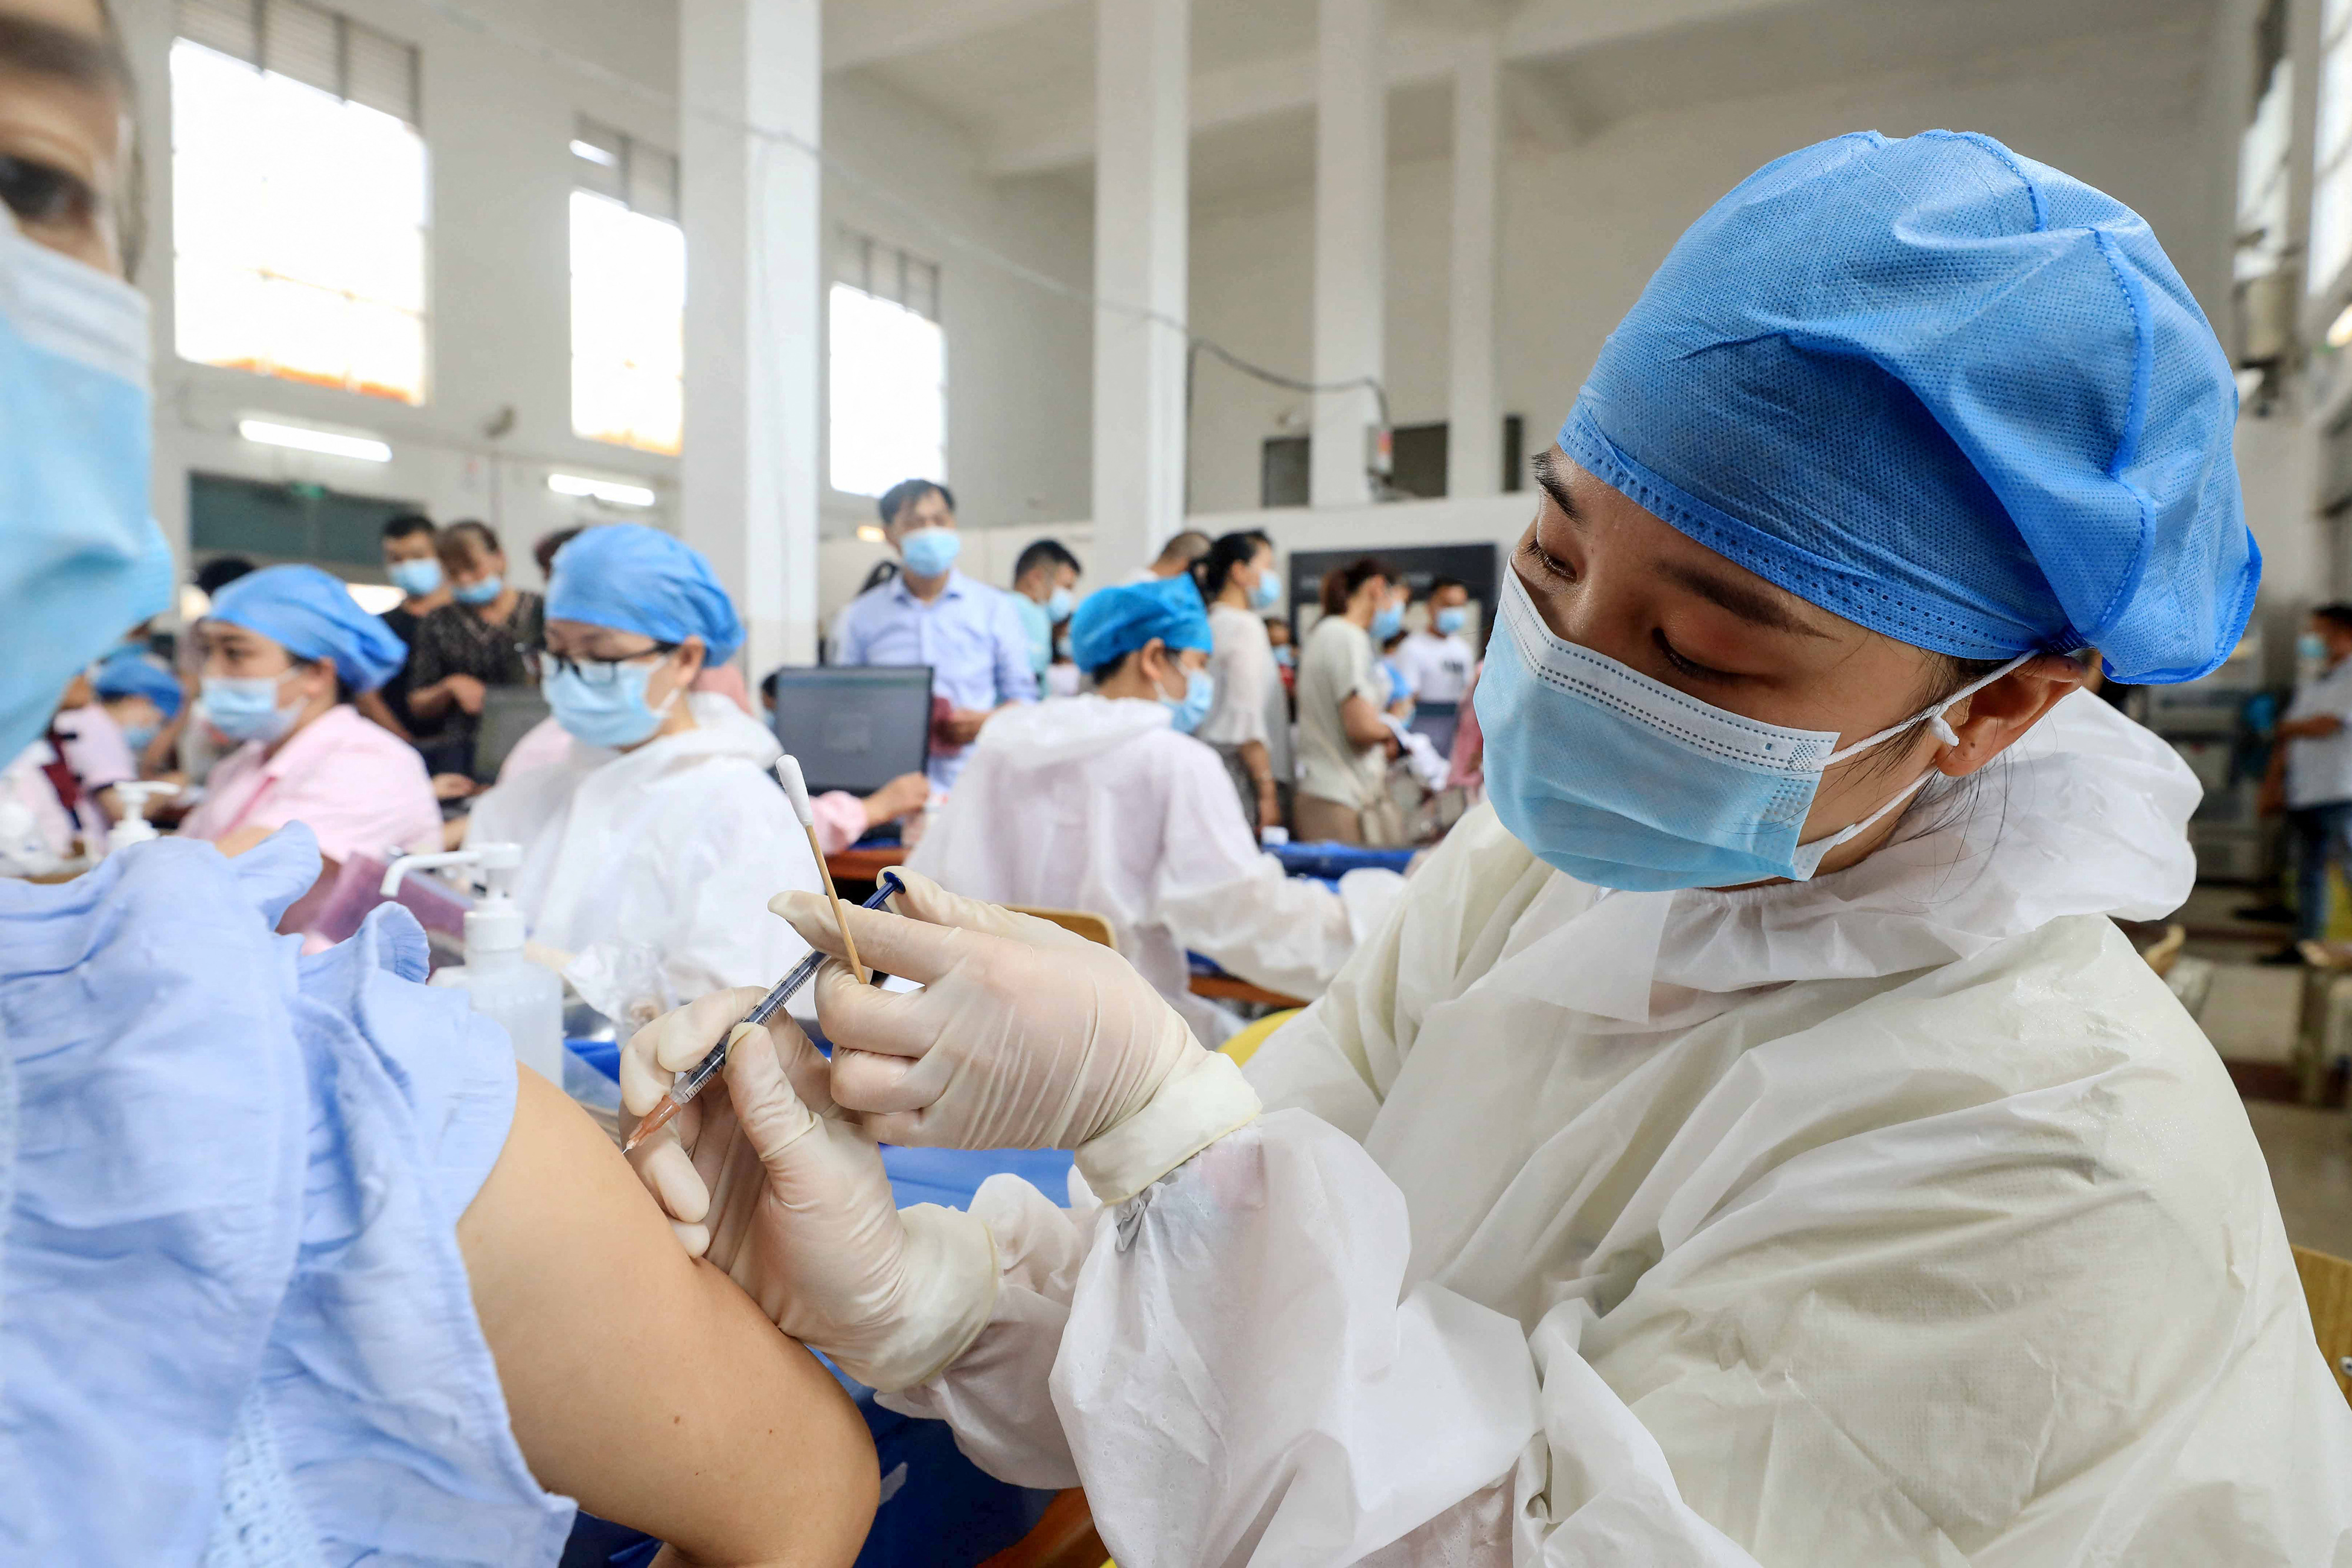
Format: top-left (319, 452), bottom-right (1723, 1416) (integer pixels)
top-left (347, 582), bottom-right (403, 614)
top-left (856, 524), bottom-right (887, 544)
top-left (570, 139), bottom-right (619, 166)
top-left (238, 418), bottom-right (390, 462)
top-left (2330, 303), bottom-right (2352, 349)
top-left (548, 471), bottom-right (656, 507)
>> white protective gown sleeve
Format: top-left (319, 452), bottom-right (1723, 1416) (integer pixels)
top-left (888, 697), bottom-right (2352, 1566)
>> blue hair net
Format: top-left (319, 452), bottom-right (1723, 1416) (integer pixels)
top-left (1564, 129), bottom-right (2251, 684)
top-left (1068, 574), bottom-right (1213, 672)
top-left (206, 564), bottom-right (407, 692)
top-left (92, 651), bottom-right (182, 718)
top-left (546, 524), bottom-right (743, 664)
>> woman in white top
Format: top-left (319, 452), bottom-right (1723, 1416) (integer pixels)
top-left (1292, 556), bottom-right (1404, 845)
top-left (1191, 529), bottom-right (1291, 835)
top-left (464, 524), bottom-right (821, 1028)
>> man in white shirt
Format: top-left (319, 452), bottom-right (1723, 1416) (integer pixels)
top-left (1390, 577), bottom-right (1478, 706)
top-left (2268, 602), bottom-right (2352, 958)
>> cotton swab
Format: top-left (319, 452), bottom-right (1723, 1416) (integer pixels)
top-left (774, 754), bottom-right (869, 985)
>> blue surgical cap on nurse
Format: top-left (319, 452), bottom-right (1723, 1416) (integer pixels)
top-left (206, 564), bottom-right (407, 691)
top-left (1562, 129), bottom-right (2253, 684)
top-left (1068, 574), bottom-right (1213, 672)
top-left (546, 524), bottom-right (744, 664)
top-left (92, 651), bottom-right (183, 718)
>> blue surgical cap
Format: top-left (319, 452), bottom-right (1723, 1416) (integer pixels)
top-left (1564, 129), bottom-right (2252, 685)
top-left (92, 651), bottom-right (182, 718)
top-left (1068, 574), bottom-right (1213, 672)
top-left (546, 524), bottom-right (743, 664)
top-left (206, 564), bottom-right (407, 692)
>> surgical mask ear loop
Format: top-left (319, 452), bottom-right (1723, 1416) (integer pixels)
top-left (1786, 651), bottom-right (2038, 879)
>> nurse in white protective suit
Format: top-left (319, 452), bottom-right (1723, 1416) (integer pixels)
top-left (623, 132), bottom-right (2352, 1564)
top-left (908, 572), bottom-right (1403, 1044)
top-left (465, 523), bottom-right (820, 1025)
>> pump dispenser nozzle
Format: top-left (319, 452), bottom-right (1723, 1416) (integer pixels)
top-left (105, 781), bottom-right (181, 852)
top-left (382, 841), bottom-right (527, 955)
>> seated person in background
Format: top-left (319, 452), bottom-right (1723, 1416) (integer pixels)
top-left (179, 566), bottom-right (441, 933)
top-left (463, 524), bottom-right (825, 1027)
top-left (142, 553), bottom-right (256, 787)
top-left (92, 646), bottom-right (181, 761)
top-left (405, 519), bottom-right (544, 777)
top-left (1008, 536), bottom-right (1082, 683)
top-left (1392, 574), bottom-right (1477, 705)
top-left (831, 478), bottom-right (1034, 790)
top-left (908, 574), bottom-right (1402, 1045)
top-left (364, 511), bottom-right (447, 743)
top-left (1127, 527), bottom-right (1211, 584)
top-left (0, 672), bottom-right (136, 871)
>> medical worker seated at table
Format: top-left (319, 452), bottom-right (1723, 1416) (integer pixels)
top-left (0, 1), bottom-right (877, 1559)
top-left (907, 574), bottom-right (1402, 1045)
top-left (628, 132), bottom-right (2352, 1565)
top-left (464, 523), bottom-right (824, 1026)
top-left (179, 564), bottom-right (442, 932)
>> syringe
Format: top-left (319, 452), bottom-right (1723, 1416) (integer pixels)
top-left (623, 870), bottom-right (904, 1152)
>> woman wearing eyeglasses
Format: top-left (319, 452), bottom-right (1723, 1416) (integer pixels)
top-left (462, 523), bottom-right (824, 1029)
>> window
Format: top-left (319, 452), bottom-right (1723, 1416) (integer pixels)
top-left (830, 228), bottom-right (945, 498)
top-left (171, 0), bottom-right (428, 404)
top-left (2239, 1), bottom-right (2292, 287)
top-left (2314, 0), bottom-right (2352, 294)
top-left (570, 119), bottom-right (683, 456)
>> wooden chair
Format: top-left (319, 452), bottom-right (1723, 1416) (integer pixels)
top-left (1008, 905), bottom-right (1118, 951)
top-left (2295, 1245), bottom-right (2352, 1407)
top-left (978, 1489), bottom-right (1107, 1568)
top-left (1219, 1007), bottom-right (1301, 1069)
top-left (2138, 923), bottom-right (2187, 979)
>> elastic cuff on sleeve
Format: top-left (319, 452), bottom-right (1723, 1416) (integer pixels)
top-left (1075, 1048), bottom-right (1262, 1205)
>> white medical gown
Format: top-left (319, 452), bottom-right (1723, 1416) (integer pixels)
top-left (887, 693), bottom-right (2352, 1564)
top-left (907, 694), bottom-right (1401, 1043)
top-left (465, 694), bottom-right (820, 1024)
top-left (0, 827), bottom-right (569, 1564)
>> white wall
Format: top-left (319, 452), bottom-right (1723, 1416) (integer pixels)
top-left (1185, 16), bottom-right (2228, 518)
top-left (820, 77), bottom-right (1094, 539)
top-left (118, 0), bottom-right (1094, 607)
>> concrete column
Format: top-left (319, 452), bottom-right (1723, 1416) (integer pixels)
top-left (680, 0), bottom-right (821, 675)
top-left (1311, 0), bottom-right (1387, 507)
top-left (1446, 32), bottom-right (1501, 499)
top-left (1091, 0), bottom-right (1191, 580)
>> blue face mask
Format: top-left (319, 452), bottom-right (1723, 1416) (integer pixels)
top-left (1162, 667), bottom-right (1216, 735)
top-left (1055, 633), bottom-right (1073, 661)
top-left (1250, 570), bottom-right (1282, 613)
top-left (1434, 607), bottom-right (1467, 636)
top-left (452, 573), bottom-right (502, 606)
top-left (0, 214), bottom-right (173, 763)
top-left (1479, 573), bottom-right (2026, 891)
top-left (1272, 646), bottom-right (1296, 670)
top-left (901, 527), bottom-right (961, 578)
top-left (389, 557), bottom-right (443, 597)
top-left (544, 657), bottom-right (674, 748)
top-left (1370, 603), bottom-right (1404, 642)
top-left (1045, 586), bottom-right (1075, 623)
top-left (2301, 632), bottom-right (2330, 663)
top-left (121, 723), bottom-right (158, 753)
top-left (202, 674), bottom-right (301, 745)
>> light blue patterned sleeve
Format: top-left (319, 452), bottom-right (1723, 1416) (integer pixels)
top-left (0, 828), bottom-right (572, 1567)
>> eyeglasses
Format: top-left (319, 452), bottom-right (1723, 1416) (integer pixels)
top-left (535, 643), bottom-right (677, 687)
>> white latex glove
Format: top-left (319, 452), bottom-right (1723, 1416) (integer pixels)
top-left (772, 868), bottom-right (1261, 1203)
top-left (620, 987), bottom-right (997, 1392)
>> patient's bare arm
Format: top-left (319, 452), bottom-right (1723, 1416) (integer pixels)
top-left (459, 1066), bottom-right (879, 1568)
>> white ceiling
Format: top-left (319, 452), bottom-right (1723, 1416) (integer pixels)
top-left (817, 0), bottom-right (2218, 205)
